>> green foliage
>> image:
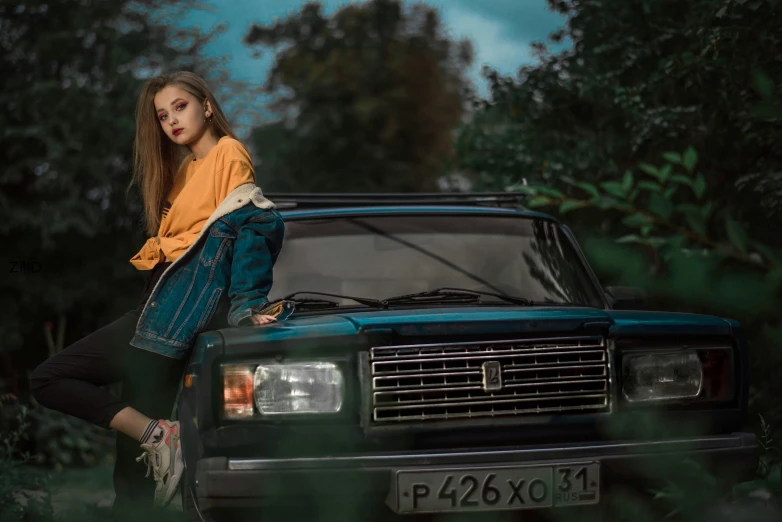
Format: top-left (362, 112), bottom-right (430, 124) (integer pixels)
top-left (725, 416), bottom-right (782, 519)
top-left (455, 0), bottom-right (782, 236)
top-left (753, 69), bottom-right (775, 101)
top-left (1, 400), bottom-right (115, 521)
top-left (751, 415), bottom-right (782, 495)
top-left (27, 404), bottom-right (115, 470)
top-left (647, 460), bottom-right (722, 521)
top-left (0, 405), bottom-right (53, 521)
top-left (507, 148), bottom-right (781, 276)
top-left (245, 0), bottom-right (474, 192)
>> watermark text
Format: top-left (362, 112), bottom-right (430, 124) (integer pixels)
top-left (9, 261), bottom-right (43, 273)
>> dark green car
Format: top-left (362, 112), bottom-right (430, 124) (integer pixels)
top-left (176, 193), bottom-right (757, 521)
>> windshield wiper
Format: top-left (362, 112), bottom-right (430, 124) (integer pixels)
top-left (284, 298), bottom-right (341, 310)
top-left (282, 288), bottom-right (535, 311)
top-left (282, 291), bottom-right (385, 309)
top-left (381, 287), bottom-right (534, 306)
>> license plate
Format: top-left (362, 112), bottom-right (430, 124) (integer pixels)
top-left (390, 462), bottom-right (600, 514)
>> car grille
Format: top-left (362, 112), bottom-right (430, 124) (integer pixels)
top-left (369, 336), bottom-right (610, 423)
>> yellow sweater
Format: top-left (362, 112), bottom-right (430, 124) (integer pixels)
top-left (130, 136), bottom-right (256, 270)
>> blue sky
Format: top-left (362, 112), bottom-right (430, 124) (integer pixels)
top-left (175, 0), bottom-right (566, 133)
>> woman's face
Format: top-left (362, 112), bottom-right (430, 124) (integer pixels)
top-left (153, 85), bottom-right (211, 145)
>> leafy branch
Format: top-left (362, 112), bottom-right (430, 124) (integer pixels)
top-left (509, 147), bottom-right (782, 281)
top-left (732, 414), bottom-right (782, 504)
top-left (0, 406), bottom-right (52, 519)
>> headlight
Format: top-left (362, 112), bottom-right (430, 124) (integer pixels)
top-left (621, 347), bottom-right (734, 404)
top-left (255, 363), bottom-right (344, 415)
top-left (622, 352), bottom-right (702, 403)
top-left (222, 362), bottom-right (344, 418)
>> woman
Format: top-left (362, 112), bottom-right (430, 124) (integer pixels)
top-left (30, 71), bottom-right (284, 517)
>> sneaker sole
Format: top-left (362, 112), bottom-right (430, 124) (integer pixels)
top-left (160, 442), bottom-right (184, 507)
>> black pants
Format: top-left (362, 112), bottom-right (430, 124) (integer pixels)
top-left (29, 261), bottom-right (228, 519)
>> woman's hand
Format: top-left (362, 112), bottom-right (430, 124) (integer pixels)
top-left (249, 314), bottom-right (277, 326)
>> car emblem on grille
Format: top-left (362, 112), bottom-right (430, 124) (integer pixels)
top-left (482, 361), bottom-right (502, 392)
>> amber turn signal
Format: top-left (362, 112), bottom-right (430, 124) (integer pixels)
top-left (222, 365), bottom-right (255, 418)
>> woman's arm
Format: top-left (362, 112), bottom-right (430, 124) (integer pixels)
top-left (226, 211), bottom-right (285, 327)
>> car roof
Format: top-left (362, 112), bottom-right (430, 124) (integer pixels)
top-left (277, 205), bottom-right (560, 222)
top-left (264, 193), bottom-right (562, 223)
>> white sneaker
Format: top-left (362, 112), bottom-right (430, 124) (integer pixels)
top-left (135, 419), bottom-right (184, 507)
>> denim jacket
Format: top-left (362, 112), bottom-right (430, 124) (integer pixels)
top-left (130, 183), bottom-right (287, 359)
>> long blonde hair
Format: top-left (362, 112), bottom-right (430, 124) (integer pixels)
top-left (126, 71), bottom-right (237, 236)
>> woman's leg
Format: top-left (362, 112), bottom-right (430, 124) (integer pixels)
top-left (113, 345), bottom-right (186, 516)
top-left (30, 259), bottom-right (180, 438)
top-left (29, 308), bottom-right (141, 429)
top-left (29, 306), bottom-right (166, 441)
top-left (29, 303), bottom-right (183, 515)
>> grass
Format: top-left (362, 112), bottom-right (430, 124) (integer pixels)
top-left (46, 459), bottom-right (184, 521)
top-left (6, 454), bottom-right (183, 521)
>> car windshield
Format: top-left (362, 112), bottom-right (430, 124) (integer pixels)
top-left (268, 214), bottom-right (605, 308)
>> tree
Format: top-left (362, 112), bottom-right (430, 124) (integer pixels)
top-left (244, 0), bottom-right (474, 192)
top-left (0, 0), bottom-right (224, 391)
top-left (456, 0), bottom-right (782, 240)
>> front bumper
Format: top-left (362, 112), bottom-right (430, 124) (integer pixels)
top-left (192, 432), bottom-right (758, 514)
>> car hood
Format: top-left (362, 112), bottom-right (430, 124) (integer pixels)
top-left (216, 306), bottom-right (734, 347)
top-left (607, 310), bottom-right (734, 336)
